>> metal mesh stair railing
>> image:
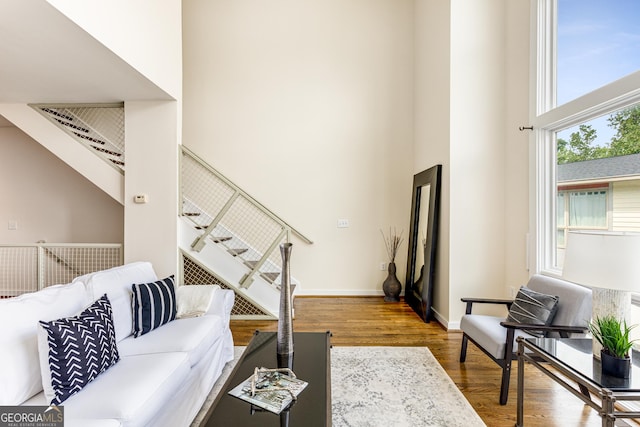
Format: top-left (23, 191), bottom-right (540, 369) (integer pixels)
top-left (31, 104), bottom-right (125, 171)
top-left (180, 146), bottom-right (312, 291)
top-left (0, 244), bottom-right (123, 297)
top-left (181, 254), bottom-right (269, 317)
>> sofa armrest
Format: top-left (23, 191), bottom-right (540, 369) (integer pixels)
top-left (461, 297), bottom-right (513, 314)
top-left (206, 287), bottom-right (235, 326)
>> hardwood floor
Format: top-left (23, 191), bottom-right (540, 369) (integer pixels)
top-left (230, 297), bottom-right (608, 427)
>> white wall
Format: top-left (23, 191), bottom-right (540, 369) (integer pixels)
top-left (182, 0), bottom-right (415, 294)
top-left (44, 1), bottom-right (184, 278)
top-left (3, 1), bottom-right (532, 325)
top-left (449, 0), bottom-right (507, 323)
top-left (0, 126), bottom-right (123, 243)
top-left (414, 0), bottom-right (531, 326)
top-left (46, 0), bottom-right (182, 99)
top-left (413, 0), bottom-right (452, 321)
top-left (503, 1), bottom-right (531, 289)
top-left (123, 102), bottom-right (179, 280)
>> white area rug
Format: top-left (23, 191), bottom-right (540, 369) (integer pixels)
top-left (193, 346), bottom-right (485, 427)
top-left (331, 346), bottom-right (485, 427)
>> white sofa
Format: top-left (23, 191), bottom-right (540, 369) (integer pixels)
top-left (0, 261), bottom-right (235, 427)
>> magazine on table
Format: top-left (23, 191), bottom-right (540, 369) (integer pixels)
top-left (228, 368), bottom-right (308, 414)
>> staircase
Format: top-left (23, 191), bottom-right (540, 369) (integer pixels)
top-left (6, 103), bottom-right (312, 319)
top-left (33, 104), bottom-right (125, 171)
top-left (179, 146), bottom-right (313, 319)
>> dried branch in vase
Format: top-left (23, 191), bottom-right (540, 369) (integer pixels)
top-left (380, 227), bottom-right (404, 263)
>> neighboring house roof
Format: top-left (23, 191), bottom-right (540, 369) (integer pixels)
top-left (557, 153), bottom-right (640, 183)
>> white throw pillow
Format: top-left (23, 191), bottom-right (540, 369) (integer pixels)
top-left (176, 285), bottom-right (219, 318)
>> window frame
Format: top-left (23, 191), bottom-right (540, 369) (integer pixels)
top-left (531, 0), bottom-right (640, 277)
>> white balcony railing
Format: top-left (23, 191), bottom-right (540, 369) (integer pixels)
top-left (0, 243), bottom-right (122, 297)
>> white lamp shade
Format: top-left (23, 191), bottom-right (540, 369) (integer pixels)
top-left (562, 231), bottom-right (640, 292)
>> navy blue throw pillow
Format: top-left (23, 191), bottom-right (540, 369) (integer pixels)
top-left (39, 294), bottom-right (119, 405)
top-left (131, 275), bottom-right (177, 338)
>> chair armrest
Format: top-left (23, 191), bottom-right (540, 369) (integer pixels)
top-left (461, 297), bottom-right (513, 314)
top-left (500, 322), bottom-right (589, 358)
top-left (500, 321), bottom-right (587, 336)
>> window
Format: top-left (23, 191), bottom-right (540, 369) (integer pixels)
top-left (534, 0), bottom-right (640, 350)
top-left (533, 0), bottom-right (640, 274)
top-left (556, 187), bottom-right (608, 247)
top-left (556, 0), bottom-right (640, 106)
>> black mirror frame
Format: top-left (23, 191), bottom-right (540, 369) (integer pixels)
top-left (404, 164), bottom-right (441, 323)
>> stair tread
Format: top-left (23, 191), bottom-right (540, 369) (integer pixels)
top-left (261, 272), bottom-right (280, 283)
top-left (92, 145), bottom-right (121, 156)
top-left (227, 248), bottom-right (248, 256)
top-left (73, 131), bottom-right (106, 145)
top-left (54, 117), bottom-right (89, 133)
top-left (211, 236), bottom-right (232, 243)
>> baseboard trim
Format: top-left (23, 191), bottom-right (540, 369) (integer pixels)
top-left (295, 289), bottom-right (388, 297)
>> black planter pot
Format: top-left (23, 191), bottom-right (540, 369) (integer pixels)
top-left (601, 349), bottom-right (631, 379)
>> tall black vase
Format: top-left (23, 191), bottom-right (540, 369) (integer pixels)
top-left (277, 243), bottom-right (294, 368)
top-left (382, 262), bottom-right (402, 302)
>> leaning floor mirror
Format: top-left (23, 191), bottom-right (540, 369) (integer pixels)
top-left (404, 164), bottom-right (442, 323)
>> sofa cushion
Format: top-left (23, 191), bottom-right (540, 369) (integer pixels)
top-left (79, 262), bottom-right (158, 343)
top-left (38, 295), bottom-right (120, 405)
top-left (59, 352), bottom-right (190, 427)
top-left (507, 286), bottom-right (559, 337)
top-left (118, 315), bottom-right (225, 366)
top-left (131, 276), bottom-right (177, 338)
top-left (0, 281), bottom-right (90, 405)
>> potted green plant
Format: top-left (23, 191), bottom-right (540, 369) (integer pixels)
top-left (588, 315), bottom-right (637, 378)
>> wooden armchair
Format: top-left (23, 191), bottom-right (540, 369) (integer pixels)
top-left (459, 274), bottom-right (592, 405)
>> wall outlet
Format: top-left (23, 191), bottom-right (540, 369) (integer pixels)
top-left (380, 262), bottom-right (387, 271)
top-left (7, 220), bottom-right (17, 230)
top-left (337, 219), bottom-right (349, 228)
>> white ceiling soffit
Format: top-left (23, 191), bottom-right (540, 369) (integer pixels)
top-left (0, 115), bottom-right (13, 127)
top-left (0, 0), bottom-right (172, 104)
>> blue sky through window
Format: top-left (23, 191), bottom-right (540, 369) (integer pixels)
top-left (557, 0), bottom-right (640, 145)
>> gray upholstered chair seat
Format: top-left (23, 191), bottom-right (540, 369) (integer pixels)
top-left (459, 315), bottom-right (536, 360)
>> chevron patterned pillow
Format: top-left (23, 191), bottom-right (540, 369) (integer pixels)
top-left (131, 275), bottom-right (177, 338)
top-left (39, 294), bottom-right (119, 405)
top-left (507, 286), bottom-right (559, 337)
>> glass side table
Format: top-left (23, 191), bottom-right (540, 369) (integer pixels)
top-left (516, 337), bottom-right (640, 426)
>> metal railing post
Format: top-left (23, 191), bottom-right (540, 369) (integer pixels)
top-left (239, 228), bottom-right (288, 288)
top-left (191, 191), bottom-right (241, 252)
top-left (37, 245), bottom-right (44, 291)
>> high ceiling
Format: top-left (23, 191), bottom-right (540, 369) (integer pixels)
top-left (0, 1), bottom-right (171, 104)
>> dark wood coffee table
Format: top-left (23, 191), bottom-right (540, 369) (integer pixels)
top-left (200, 331), bottom-right (332, 426)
